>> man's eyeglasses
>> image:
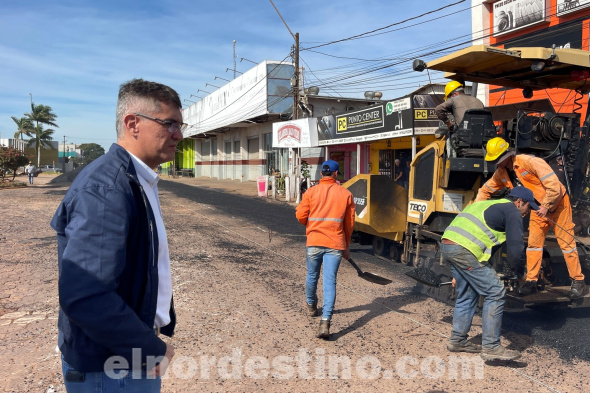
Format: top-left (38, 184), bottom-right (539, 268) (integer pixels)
top-left (134, 113), bottom-right (188, 133)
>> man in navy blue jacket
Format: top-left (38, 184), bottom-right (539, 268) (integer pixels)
top-left (51, 79), bottom-right (186, 392)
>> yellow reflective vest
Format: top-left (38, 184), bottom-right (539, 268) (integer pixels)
top-left (442, 199), bottom-right (509, 263)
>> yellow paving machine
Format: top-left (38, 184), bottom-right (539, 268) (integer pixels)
top-left (344, 46), bottom-right (590, 308)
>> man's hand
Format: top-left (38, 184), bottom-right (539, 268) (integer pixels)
top-left (446, 120), bottom-right (454, 131)
top-left (536, 206), bottom-right (548, 218)
top-left (148, 342), bottom-right (175, 378)
top-left (342, 248), bottom-right (350, 260)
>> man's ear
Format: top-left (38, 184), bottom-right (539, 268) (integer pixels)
top-left (123, 114), bottom-right (139, 136)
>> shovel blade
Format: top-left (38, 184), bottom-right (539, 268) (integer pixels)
top-left (359, 272), bottom-right (393, 286)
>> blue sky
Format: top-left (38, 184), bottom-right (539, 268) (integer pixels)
top-left (0, 0), bottom-right (473, 149)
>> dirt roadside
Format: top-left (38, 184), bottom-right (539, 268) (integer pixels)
top-left (1, 175), bottom-right (588, 392)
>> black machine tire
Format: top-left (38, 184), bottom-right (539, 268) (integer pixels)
top-left (372, 236), bottom-right (388, 257)
top-left (389, 244), bottom-right (401, 263)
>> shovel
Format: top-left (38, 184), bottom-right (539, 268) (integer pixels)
top-left (346, 258), bottom-right (392, 285)
top-left (405, 267), bottom-right (453, 288)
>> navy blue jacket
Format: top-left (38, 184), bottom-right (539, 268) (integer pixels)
top-left (484, 201), bottom-right (526, 276)
top-left (51, 144), bottom-right (176, 372)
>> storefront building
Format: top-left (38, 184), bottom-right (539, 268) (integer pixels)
top-left (180, 60), bottom-right (383, 181)
top-left (473, 0), bottom-right (590, 117)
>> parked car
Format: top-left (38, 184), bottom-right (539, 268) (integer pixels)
top-left (41, 165), bottom-right (62, 173)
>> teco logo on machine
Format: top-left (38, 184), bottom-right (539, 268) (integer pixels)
top-left (408, 201), bottom-right (428, 217)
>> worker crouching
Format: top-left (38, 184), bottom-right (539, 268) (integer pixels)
top-left (441, 186), bottom-right (537, 361)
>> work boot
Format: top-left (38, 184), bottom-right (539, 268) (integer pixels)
top-left (317, 319), bottom-right (330, 339)
top-left (480, 346), bottom-right (521, 361)
top-left (518, 280), bottom-right (537, 296)
top-left (570, 280), bottom-right (587, 299)
top-left (307, 302), bottom-right (318, 317)
top-left (447, 341), bottom-right (482, 353)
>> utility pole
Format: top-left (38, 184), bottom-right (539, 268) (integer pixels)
top-left (269, 0), bottom-right (299, 120)
top-left (293, 32), bottom-right (299, 121)
top-left (62, 135), bottom-right (66, 173)
top-left (270, 0), bottom-right (302, 201)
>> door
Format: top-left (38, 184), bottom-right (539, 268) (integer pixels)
top-left (378, 150), bottom-right (393, 178)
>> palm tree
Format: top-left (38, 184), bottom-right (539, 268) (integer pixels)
top-left (25, 103), bottom-right (58, 129)
top-left (25, 103), bottom-right (58, 166)
top-left (26, 124), bottom-right (55, 166)
top-left (11, 116), bottom-right (33, 140)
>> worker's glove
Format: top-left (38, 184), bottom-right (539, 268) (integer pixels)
top-left (446, 121), bottom-right (455, 132)
top-left (502, 268), bottom-right (518, 281)
top-left (502, 264), bottom-right (523, 281)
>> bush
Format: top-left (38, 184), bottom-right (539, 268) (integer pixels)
top-left (0, 147), bottom-right (31, 181)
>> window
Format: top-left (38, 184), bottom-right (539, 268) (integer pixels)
top-left (201, 141), bottom-right (210, 159)
top-left (234, 140), bottom-right (241, 159)
top-left (267, 64), bottom-right (294, 114)
top-left (248, 138), bottom-right (259, 159)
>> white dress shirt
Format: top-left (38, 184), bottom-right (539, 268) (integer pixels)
top-left (128, 153), bottom-right (172, 328)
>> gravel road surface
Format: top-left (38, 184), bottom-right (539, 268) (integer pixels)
top-left (1, 174), bottom-right (589, 392)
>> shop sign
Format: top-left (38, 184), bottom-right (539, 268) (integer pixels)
top-left (493, 0), bottom-right (548, 37)
top-left (317, 97), bottom-right (415, 145)
top-left (500, 19), bottom-right (583, 48)
top-left (412, 93), bottom-right (445, 135)
top-left (336, 105), bottom-right (384, 135)
top-left (556, 0), bottom-right (590, 16)
top-left (384, 97), bottom-right (413, 135)
top-left (272, 117), bottom-right (318, 148)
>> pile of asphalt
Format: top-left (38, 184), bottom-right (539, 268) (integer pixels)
top-left (49, 165), bottom-right (87, 184)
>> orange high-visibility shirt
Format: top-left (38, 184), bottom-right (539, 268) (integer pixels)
top-left (476, 154), bottom-right (565, 211)
top-left (296, 177), bottom-right (355, 250)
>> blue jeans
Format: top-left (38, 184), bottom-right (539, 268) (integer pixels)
top-left (305, 247), bottom-right (342, 320)
top-left (62, 356), bottom-right (161, 393)
top-left (441, 243), bottom-right (506, 350)
top-left (28, 173), bottom-right (34, 184)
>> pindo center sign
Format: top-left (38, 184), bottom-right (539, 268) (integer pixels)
top-left (272, 118), bottom-right (318, 148)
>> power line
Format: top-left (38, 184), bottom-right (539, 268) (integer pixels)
top-left (302, 0), bottom-right (467, 51)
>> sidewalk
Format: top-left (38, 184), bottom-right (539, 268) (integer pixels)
top-left (162, 175), bottom-right (300, 206)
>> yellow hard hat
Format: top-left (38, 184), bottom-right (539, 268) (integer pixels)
top-left (485, 137), bottom-right (510, 161)
top-left (444, 81), bottom-right (463, 100)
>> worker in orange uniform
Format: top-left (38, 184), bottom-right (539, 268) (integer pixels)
top-left (476, 137), bottom-right (586, 299)
top-left (296, 160), bottom-right (355, 339)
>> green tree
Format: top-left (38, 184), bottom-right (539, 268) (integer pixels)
top-left (11, 116), bottom-right (33, 140)
top-left (26, 124), bottom-right (56, 166)
top-left (77, 143), bottom-right (105, 164)
top-left (24, 103), bottom-right (59, 166)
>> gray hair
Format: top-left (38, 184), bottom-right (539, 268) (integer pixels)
top-left (115, 79), bottom-right (182, 138)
